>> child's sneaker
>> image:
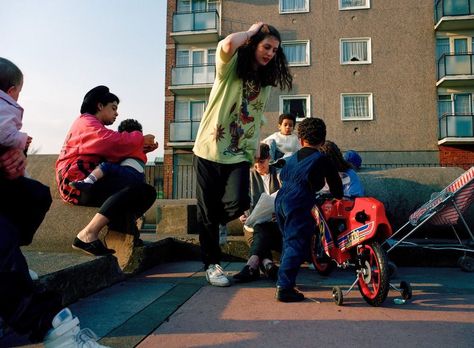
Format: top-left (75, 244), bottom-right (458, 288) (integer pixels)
top-left (68, 181), bottom-right (93, 191)
top-left (206, 264), bottom-right (230, 287)
top-left (219, 224), bottom-right (228, 245)
top-left (29, 269), bottom-right (39, 280)
top-left (43, 308), bottom-right (109, 348)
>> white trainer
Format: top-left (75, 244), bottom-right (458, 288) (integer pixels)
top-left (206, 264), bottom-right (230, 287)
top-left (44, 308), bottom-right (110, 348)
top-left (219, 224), bottom-right (228, 245)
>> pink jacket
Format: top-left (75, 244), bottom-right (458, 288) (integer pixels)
top-left (0, 90), bottom-right (28, 150)
top-left (56, 113), bottom-right (145, 204)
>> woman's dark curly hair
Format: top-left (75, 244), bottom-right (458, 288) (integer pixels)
top-left (297, 118), bottom-right (326, 146)
top-left (320, 140), bottom-right (352, 172)
top-left (118, 118), bottom-right (143, 133)
top-left (80, 85), bottom-right (120, 114)
top-left (236, 24), bottom-right (292, 91)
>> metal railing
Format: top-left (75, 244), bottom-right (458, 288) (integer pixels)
top-left (439, 114), bottom-right (474, 138)
top-left (437, 53), bottom-right (474, 80)
top-left (172, 10), bottom-right (220, 32)
top-left (171, 64), bottom-right (216, 86)
top-left (169, 120), bottom-right (200, 142)
top-left (435, 0), bottom-right (474, 22)
top-left (145, 162), bottom-right (473, 200)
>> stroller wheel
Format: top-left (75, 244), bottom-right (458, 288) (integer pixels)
top-left (458, 256), bottom-right (474, 272)
top-left (332, 286), bottom-right (343, 306)
top-left (400, 281), bottom-right (412, 300)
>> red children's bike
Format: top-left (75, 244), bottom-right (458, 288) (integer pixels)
top-left (310, 194), bottom-right (412, 306)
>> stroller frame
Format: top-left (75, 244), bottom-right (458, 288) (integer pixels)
top-left (386, 166), bottom-right (474, 270)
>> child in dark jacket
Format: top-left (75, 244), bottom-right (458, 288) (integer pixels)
top-left (275, 117), bottom-right (343, 302)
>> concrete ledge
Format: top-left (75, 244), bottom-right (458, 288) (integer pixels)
top-left (155, 199), bottom-right (197, 235)
top-left (25, 155), bottom-right (156, 272)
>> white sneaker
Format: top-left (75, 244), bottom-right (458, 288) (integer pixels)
top-left (206, 264), bottom-right (230, 287)
top-left (29, 269), bottom-right (39, 280)
top-left (44, 308), bottom-right (110, 348)
top-left (219, 224), bottom-right (228, 245)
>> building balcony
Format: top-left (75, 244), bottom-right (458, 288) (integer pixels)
top-left (438, 114), bottom-right (474, 144)
top-left (171, 10), bottom-right (220, 44)
top-left (437, 53), bottom-right (474, 87)
top-left (435, 0), bottom-right (474, 30)
top-left (169, 64), bottom-right (215, 95)
top-left (169, 120), bottom-right (200, 145)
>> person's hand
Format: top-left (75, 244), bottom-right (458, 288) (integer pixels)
top-left (0, 148), bottom-right (26, 179)
top-left (247, 22), bottom-right (264, 37)
top-left (143, 134), bottom-right (155, 145)
top-left (143, 142), bottom-right (158, 154)
top-left (239, 214), bottom-right (248, 224)
top-left (25, 136), bottom-right (33, 151)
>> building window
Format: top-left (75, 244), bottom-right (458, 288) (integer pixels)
top-left (340, 38), bottom-right (371, 64)
top-left (339, 0), bottom-right (370, 10)
top-left (341, 93), bottom-right (373, 121)
top-left (279, 95), bottom-right (310, 120)
top-left (438, 94), bottom-right (474, 138)
top-left (172, 99), bottom-right (205, 141)
top-left (279, 0), bottom-right (309, 14)
top-left (282, 40), bottom-right (310, 66)
top-left (177, 0), bottom-right (218, 12)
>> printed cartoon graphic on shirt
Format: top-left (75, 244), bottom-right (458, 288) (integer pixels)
top-left (222, 80), bottom-right (261, 156)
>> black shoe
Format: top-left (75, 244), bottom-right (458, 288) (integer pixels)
top-left (233, 265), bottom-right (260, 283)
top-left (72, 237), bottom-right (115, 256)
top-left (275, 286), bottom-right (305, 302)
top-left (261, 262), bottom-right (279, 281)
top-left (68, 181), bottom-right (93, 191)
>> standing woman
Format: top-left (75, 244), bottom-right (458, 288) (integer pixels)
top-left (56, 86), bottom-right (158, 256)
top-left (193, 22), bottom-right (292, 286)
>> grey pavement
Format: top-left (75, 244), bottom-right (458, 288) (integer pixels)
top-left (3, 261), bottom-right (474, 348)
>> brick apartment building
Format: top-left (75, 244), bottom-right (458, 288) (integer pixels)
top-left (162, 0), bottom-right (474, 199)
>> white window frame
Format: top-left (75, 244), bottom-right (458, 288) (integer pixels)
top-left (279, 0), bottom-right (309, 14)
top-left (281, 40), bottom-right (310, 66)
top-left (340, 37), bottom-right (372, 65)
top-left (279, 94), bottom-right (311, 121)
top-left (341, 93), bottom-right (373, 121)
top-left (339, 0), bottom-right (370, 11)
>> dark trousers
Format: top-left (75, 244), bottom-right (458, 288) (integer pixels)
top-left (276, 206), bottom-right (315, 289)
top-left (193, 156), bottom-right (250, 267)
top-left (78, 175), bottom-right (156, 235)
top-left (0, 177), bottom-right (62, 342)
top-left (249, 221), bottom-right (282, 260)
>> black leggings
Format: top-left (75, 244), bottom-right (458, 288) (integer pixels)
top-left (249, 221), bottom-right (282, 260)
top-left (77, 175), bottom-right (156, 235)
top-left (193, 155), bottom-right (250, 267)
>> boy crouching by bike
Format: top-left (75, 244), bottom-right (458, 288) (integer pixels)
top-left (274, 117), bottom-right (343, 302)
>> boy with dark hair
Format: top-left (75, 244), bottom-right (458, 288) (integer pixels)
top-left (69, 118), bottom-right (153, 191)
top-left (263, 113), bottom-right (300, 162)
top-left (274, 117), bottom-right (343, 302)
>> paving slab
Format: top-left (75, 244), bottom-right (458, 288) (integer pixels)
top-left (3, 262), bottom-right (474, 348)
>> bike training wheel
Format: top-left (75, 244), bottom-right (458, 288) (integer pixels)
top-left (357, 241), bottom-right (390, 306)
top-left (310, 233), bottom-right (335, 276)
top-left (332, 286), bottom-right (343, 306)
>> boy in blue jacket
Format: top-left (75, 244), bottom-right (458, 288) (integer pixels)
top-left (275, 117), bottom-right (343, 302)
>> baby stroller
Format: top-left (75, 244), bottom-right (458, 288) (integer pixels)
top-left (385, 166), bottom-right (474, 272)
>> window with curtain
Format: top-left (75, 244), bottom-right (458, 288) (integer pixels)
top-left (177, 0), bottom-right (191, 12)
top-left (176, 50), bottom-right (190, 66)
top-left (339, 0), bottom-right (370, 10)
top-left (279, 0), bottom-right (308, 13)
top-left (341, 93), bottom-right (373, 120)
top-left (282, 41), bottom-right (310, 66)
top-left (279, 95), bottom-right (310, 119)
top-left (340, 38), bottom-right (371, 64)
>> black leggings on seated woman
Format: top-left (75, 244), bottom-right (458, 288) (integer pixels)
top-left (77, 175), bottom-right (156, 235)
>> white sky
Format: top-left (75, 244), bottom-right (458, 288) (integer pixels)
top-left (0, 0), bottom-right (167, 161)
